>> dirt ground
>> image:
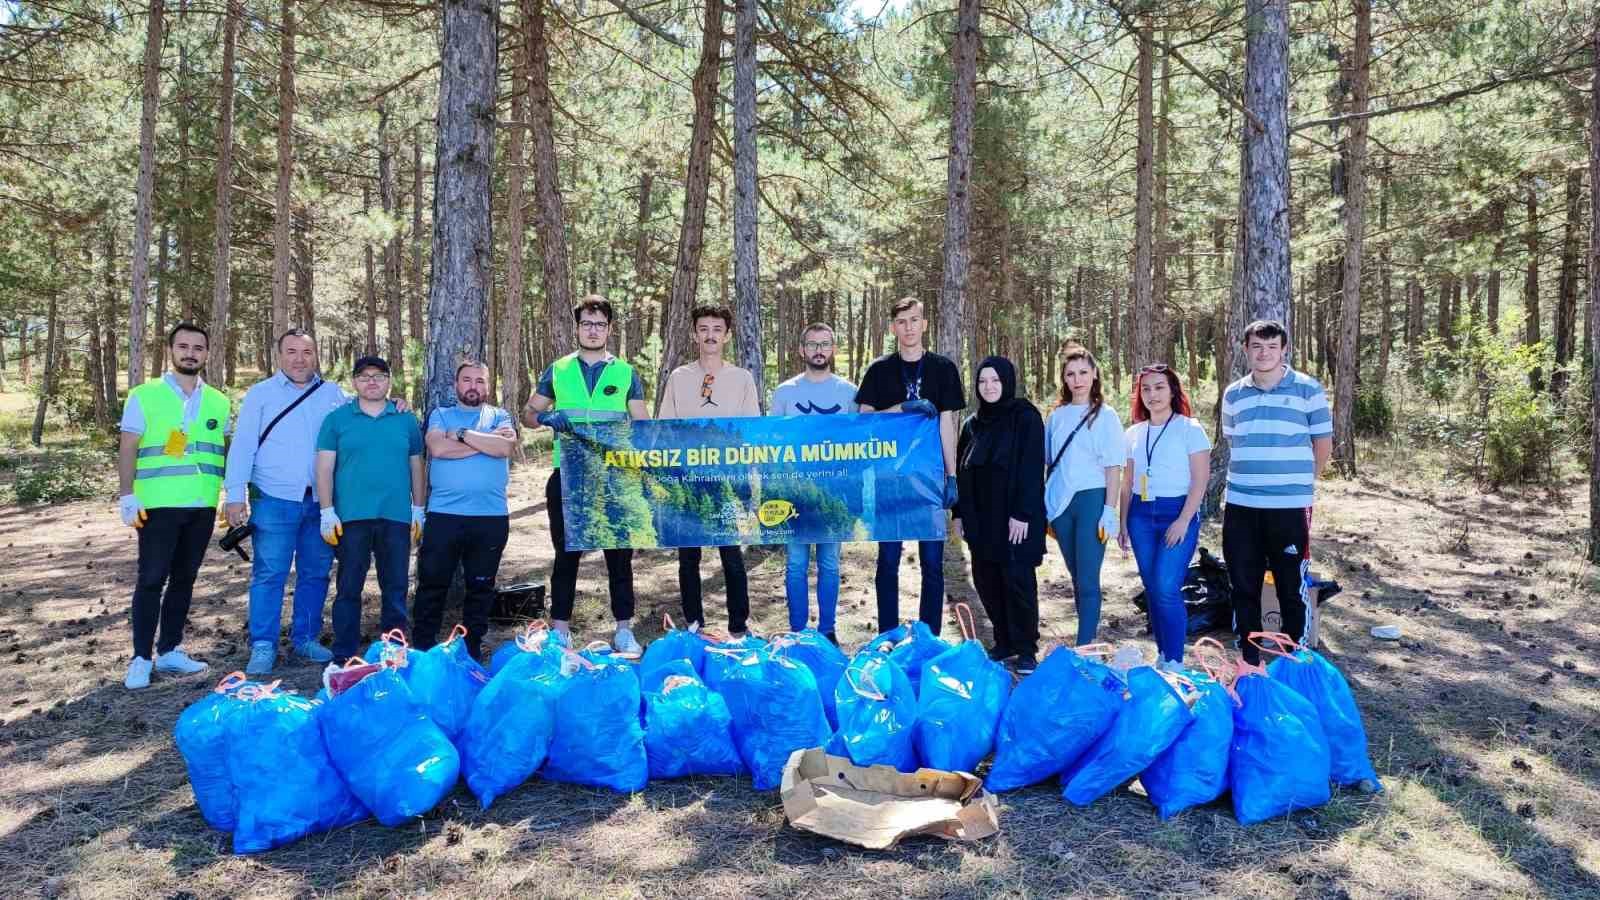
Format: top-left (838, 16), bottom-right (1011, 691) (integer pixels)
top-left (0, 440), bottom-right (1597, 899)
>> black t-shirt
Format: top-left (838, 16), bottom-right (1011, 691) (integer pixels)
top-left (855, 350), bottom-right (966, 413)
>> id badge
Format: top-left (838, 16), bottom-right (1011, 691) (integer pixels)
top-left (163, 429), bottom-right (188, 457)
top-left (1139, 473), bottom-right (1150, 502)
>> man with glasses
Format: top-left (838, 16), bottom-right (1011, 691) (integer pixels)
top-left (315, 356), bottom-right (424, 662)
top-left (771, 323), bottom-right (857, 644)
top-left (659, 304), bottom-right (761, 636)
top-left (523, 297), bottom-right (650, 655)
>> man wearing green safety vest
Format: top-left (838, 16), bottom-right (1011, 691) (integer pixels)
top-left (522, 296), bottom-right (650, 657)
top-left (117, 323), bottom-right (229, 690)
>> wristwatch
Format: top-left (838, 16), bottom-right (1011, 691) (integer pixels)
top-left (454, 427), bottom-right (467, 443)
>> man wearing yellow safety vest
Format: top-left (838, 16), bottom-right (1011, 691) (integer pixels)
top-left (117, 323), bottom-right (228, 690)
top-left (522, 296), bottom-right (650, 657)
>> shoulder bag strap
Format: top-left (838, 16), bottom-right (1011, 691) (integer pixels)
top-left (258, 378), bottom-right (324, 445)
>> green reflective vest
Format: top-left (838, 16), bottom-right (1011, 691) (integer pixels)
top-left (550, 353), bottom-right (633, 468)
top-left (129, 378), bottom-right (230, 508)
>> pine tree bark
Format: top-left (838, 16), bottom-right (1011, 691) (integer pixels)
top-left (628, 170), bottom-right (653, 357)
top-left (1130, 14), bottom-right (1155, 367)
top-left (271, 0), bottom-right (295, 353)
top-left (1552, 167), bottom-right (1581, 399)
top-left (31, 255), bottom-right (59, 446)
top-left (410, 127), bottom-right (426, 345)
top-left (426, 0), bottom-right (497, 415)
top-left (206, 0), bottom-right (240, 385)
top-left (1331, 0), bottom-right (1369, 476)
top-left (1525, 180), bottom-right (1542, 390)
top-left (363, 184), bottom-right (378, 353)
top-left (1587, 10), bottom-right (1598, 564)
top-left (936, 0), bottom-right (980, 367)
top-left (499, 1), bottom-right (530, 412)
top-left (103, 223), bottom-right (121, 408)
top-left (128, 0), bottom-right (164, 388)
top-left (1487, 197), bottom-right (1506, 335)
top-left (524, 0), bottom-right (574, 366)
top-left (657, 0), bottom-right (725, 409)
top-left (1376, 168), bottom-right (1391, 381)
top-left (732, 0), bottom-right (763, 404)
top-left (293, 212), bottom-right (315, 339)
top-left (379, 104), bottom-right (404, 378)
top-left (151, 223), bottom-right (169, 378)
top-left (1154, 34), bottom-right (1174, 364)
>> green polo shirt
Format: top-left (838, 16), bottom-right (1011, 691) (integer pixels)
top-left (316, 400), bottom-right (423, 524)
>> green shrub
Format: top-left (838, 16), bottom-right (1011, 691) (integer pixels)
top-left (1351, 386), bottom-right (1393, 437)
top-left (11, 452), bottom-right (102, 503)
top-left (1483, 383), bottom-right (1557, 486)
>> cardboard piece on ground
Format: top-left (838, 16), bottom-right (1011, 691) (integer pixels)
top-left (1260, 569), bottom-right (1320, 648)
top-left (779, 748), bottom-right (1000, 850)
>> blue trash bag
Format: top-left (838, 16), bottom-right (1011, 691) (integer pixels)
top-left (1061, 666), bottom-right (1195, 806)
top-left (719, 648), bottom-right (831, 790)
top-left (986, 648), bottom-right (1123, 792)
top-left (543, 655), bottom-right (648, 792)
top-left (640, 657), bottom-right (699, 695)
top-left (488, 625), bottom-right (568, 676)
top-left (643, 674), bottom-right (744, 779)
top-left (827, 650), bottom-right (919, 772)
top-left (1229, 667), bottom-right (1332, 825)
top-left (772, 629), bottom-right (849, 729)
top-left (868, 622), bottom-right (952, 696)
top-left (914, 639), bottom-right (1012, 773)
top-left (174, 673), bottom-right (252, 833)
top-left (1267, 644), bottom-right (1381, 789)
top-left (361, 628), bottom-right (410, 664)
top-left (703, 634), bottom-right (769, 690)
top-left (404, 627), bottom-right (490, 743)
top-left (227, 687), bottom-right (368, 853)
top-left (1141, 674), bottom-right (1236, 819)
top-left (460, 649), bottom-right (561, 809)
top-left (639, 616), bottom-right (709, 685)
top-left (319, 661), bottom-right (462, 826)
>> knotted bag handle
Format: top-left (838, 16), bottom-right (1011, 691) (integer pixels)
top-left (1246, 631), bottom-right (1302, 661)
top-left (954, 602), bottom-right (978, 643)
top-left (843, 660), bottom-right (887, 702)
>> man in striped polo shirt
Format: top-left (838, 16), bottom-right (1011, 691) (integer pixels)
top-left (1220, 319), bottom-right (1332, 664)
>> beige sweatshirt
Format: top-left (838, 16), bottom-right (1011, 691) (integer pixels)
top-left (658, 361), bottom-right (761, 419)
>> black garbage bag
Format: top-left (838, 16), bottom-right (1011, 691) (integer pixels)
top-left (1131, 548), bottom-right (1342, 638)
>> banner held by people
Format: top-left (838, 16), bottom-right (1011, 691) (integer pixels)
top-left (559, 413), bottom-right (945, 550)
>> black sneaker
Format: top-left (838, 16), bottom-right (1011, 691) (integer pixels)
top-left (987, 644), bottom-right (1016, 663)
top-left (823, 631), bottom-right (839, 647)
top-left (1011, 654), bottom-right (1038, 676)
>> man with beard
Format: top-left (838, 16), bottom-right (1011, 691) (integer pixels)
top-left (659, 304), bottom-right (762, 637)
top-left (771, 323), bottom-right (857, 644)
top-left (117, 323), bottom-right (229, 689)
top-left (413, 361), bottom-right (517, 659)
top-left (224, 329), bottom-right (353, 675)
top-left (523, 296), bottom-right (650, 656)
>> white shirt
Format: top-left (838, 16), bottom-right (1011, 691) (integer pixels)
top-left (1043, 402), bottom-right (1124, 520)
top-left (1124, 414), bottom-right (1211, 500)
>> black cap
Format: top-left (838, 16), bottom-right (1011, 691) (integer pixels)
top-left (353, 355), bottom-right (390, 376)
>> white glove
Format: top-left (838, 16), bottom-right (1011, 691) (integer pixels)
top-left (411, 505), bottom-right (425, 544)
top-left (320, 507), bottom-right (343, 546)
top-left (1098, 505), bottom-right (1119, 542)
top-left (119, 494), bottom-right (147, 529)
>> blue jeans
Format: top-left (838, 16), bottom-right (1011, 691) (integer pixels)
top-left (785, 542), bottom-right (840, 633)
top-left (1126, 495), bottom-right (1201, 664)
top-left (1051, 488), bottom-right (1107, 646)
top-left (874, 540), bottom-right (945, 635)
top-left (247, 493), bottom-right (334, 648)
top-left (330, 519), bottom-right (412, 661)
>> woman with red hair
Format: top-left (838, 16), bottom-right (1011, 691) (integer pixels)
top-left (1118, 364), bottom-right (1212, 669)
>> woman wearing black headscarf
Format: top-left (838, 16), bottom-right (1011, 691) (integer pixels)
top-left (954, 356), bottom-right (1047, 674)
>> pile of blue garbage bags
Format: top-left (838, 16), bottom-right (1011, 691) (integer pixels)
top-left (176, 619), bottom-right (1379, 854)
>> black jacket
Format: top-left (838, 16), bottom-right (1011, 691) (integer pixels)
top-left (954, 357), bottom-right (1046, 566)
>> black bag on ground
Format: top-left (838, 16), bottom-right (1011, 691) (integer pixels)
top-left (1131, 546), bottom-right (1234, 637)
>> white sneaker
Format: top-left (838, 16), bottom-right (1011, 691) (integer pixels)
top-left (125, 656), bottom-right (153, 690)
top-left (612, 625), bottom-right (642, 659)
top-left (154, 648), bottom-right (209, 676)
top-left (1157, 658), bottom-right (1185, 675)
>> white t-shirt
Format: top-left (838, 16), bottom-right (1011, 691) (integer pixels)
top-left (1124, 414), bottom-right (1211, 499)
top-left (1043, 402), bottom-right (1124, 520)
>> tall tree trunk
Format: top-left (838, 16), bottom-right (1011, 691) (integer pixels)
top-left (410, 126), bottom-right (426, 347)
top-left (206, 0), bottom-right (240, 384)
top-left (426, 0), bottom-right (497, 415)
top-left (1331, 0), bottom-right (1370, 476)
top-left (128, 0), bottom-right (164, 388)
top-left (1155, 36), bottom-right (1175, 364)
top-left (1552, 167), bottom-right (1582, 399)
top-left (732, 0), bottom-right (763, 404)
top-left (656, 0), bottom-right (725, 409)
top-left (293, 211), bottom-right (316, 339)
top-left (1130, 14), bottom-right (1155, 367)
top-left (1525, 180), bottom-right (1542, 391)
top-left (85, 240), bottom-right (109, 426)
top-left (524, 0), bottom-right (574, 366)
top-left (363, 184), bottom-right (378, 352)
top-left (936, 0), bottom-right (979, 367)
top-left (271, 0), bottom-right (295, 353)
top-left (1586, 11), bottom-right (1598, 564)
top-left (379, 104), bottom-right (404, 378)
top-left (103, 223), bottom-right (121, 407)
top-left (499, 2), bottom-right (531, 412)
top-left (628, 170), bottom-right (653, 357)
top-left (1376, 168), bottom-right (1391, 381)
top-left (151, 223), bottom-right (169, 378)
top-left (1487, 197), bottom-right (1506, 335)
top-left (31, 259), bottom-right (59, 446)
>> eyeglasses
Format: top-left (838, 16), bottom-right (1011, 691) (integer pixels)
top-left (700, 372), bottom-right (717, 407)
top-left (354, 372), bottom-right (390, 383)
top-left (802, 341), bottom-right (834, 351)
top-left (577, 321), bottom-right (610, 331)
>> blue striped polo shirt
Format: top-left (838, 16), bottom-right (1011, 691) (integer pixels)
top-left (1220, 366), bottom-right (1331, 509)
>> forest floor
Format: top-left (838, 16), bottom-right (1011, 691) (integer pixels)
top-left (0, 424), bottom-right (1597, 899)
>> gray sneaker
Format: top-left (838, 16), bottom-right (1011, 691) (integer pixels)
top-left (294, 640), bottom-right (333, 663)
top-left (245, 641), bottom-right (276, 675)
top-left (612, 625), bottom-right (643, 659)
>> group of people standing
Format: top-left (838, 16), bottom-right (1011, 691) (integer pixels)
top-left (113, 295), bottom-right (1330, 692)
